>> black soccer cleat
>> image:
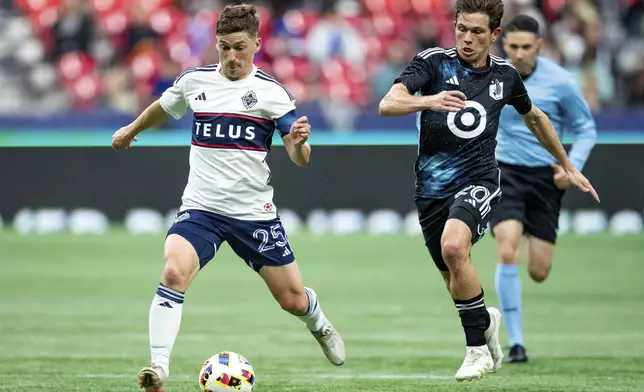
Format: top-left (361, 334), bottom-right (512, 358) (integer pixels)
top-left (505, 345), bottom-right (529, 363)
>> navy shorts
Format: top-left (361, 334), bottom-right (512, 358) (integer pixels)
top-left (167, 209), bottom-right (295, 272)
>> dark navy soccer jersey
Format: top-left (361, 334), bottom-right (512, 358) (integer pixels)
top-left (394, 47), bottom-right (533, 198)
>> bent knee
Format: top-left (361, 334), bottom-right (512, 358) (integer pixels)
top-left (162, 253), bottom-right (199, 290)
top-left (441, 237), bottom-right (469, 266)
top-left (276, 289), bottom-right (308, 315)
top-left (498, 242), bottom-right (520, 265)
top-left (528, 264), bottom-right (551, 282)
top-left (161, 264), bottom-right (191, 289)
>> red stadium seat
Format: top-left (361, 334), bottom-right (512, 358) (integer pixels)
top-left (384, 0), bottom-right (412, 16)
top-left (282, 9), bottom-right (319, 37)
top-left (18, 0), bottom-right (60, 13)
top-left (67, 74), bottom-right (101, 109)
top-left (165, 34), bottom-right (191, 64)
top-left (27, 6), bottom-right (59, 35)
top-left (57, 52), bottom-right (96, 81)
top-left (148, 7), bottom-right (186, 36)
top-left (284, 79), bottom-right (307, 103)
top-left (271, 56), bottom-right (296, 81)
top-left (97, 10), bottom-right (129, 36)
top-left (139, 0), bottom-right (172, 13)
top-left (363, 0), bottom-right (387, 15)
top-left (90, 0), bottom-right (124, 14)
top-left (129, 50), bottom-right (163, 82)
top-left (411, 0), bottom-right (450, 16)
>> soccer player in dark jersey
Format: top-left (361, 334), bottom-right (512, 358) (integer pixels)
top-left (378, 0), bottom-right (599, 382)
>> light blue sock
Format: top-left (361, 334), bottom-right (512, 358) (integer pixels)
top-left (495, 264), bottom-right (524, 347)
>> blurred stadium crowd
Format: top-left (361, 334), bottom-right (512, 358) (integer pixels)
top-left (0, 0), bottom-right (643, 121)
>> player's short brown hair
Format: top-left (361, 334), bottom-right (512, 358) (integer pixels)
top-left (455, 0), bottom-right (505, 31)
top-left (216, 4), bottom-right (260, 37)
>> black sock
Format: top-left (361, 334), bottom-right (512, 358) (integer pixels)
top-left (454, 290), bottom-right (491, 347)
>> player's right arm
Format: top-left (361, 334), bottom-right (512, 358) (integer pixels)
top-left (508, 70), bottom-right (600, 202)
top-left (378, 55), bottom-right (466, 117)
top-left (112, 72), bottom-right (189, 151)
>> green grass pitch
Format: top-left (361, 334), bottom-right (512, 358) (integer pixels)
top-left (0, 232), bottom-right (642, 391)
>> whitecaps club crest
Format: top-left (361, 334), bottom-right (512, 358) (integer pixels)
top-left (242, 90), bottom-right (258, 109)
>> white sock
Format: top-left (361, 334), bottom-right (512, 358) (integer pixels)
top-left (298, 287), bottom-right (328, 331)
top-left (149, 283), bottom-right (184, 376)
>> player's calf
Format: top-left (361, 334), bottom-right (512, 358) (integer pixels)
top-left (441, 219), bottom-right (492, 367)
top-left (146, 234), bottom-right (200, 381)
top-left (303, 288), bottom-right (346, 366)
top-left (259, 264), bottom-right (346, 366)
top-left (527, 235), bottom-right (556, 282)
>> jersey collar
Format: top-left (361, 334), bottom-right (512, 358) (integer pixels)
top-left (455, 48), bottom-right (492, 74)
top-left (216, 64), bottom-right (258, 82)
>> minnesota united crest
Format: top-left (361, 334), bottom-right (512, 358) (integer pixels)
top-left (489, 79), bottom-right (503, 101)
top-left (242, 90), bottom-right (258, 109)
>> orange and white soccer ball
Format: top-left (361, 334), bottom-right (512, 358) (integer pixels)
top-left (198, 351), bottom-right (256, 392)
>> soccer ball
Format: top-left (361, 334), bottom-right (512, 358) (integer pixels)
top-left (198, 351), bottom-right (256, 392)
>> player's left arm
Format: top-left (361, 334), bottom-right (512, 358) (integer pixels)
top-left (560, 79), bottom-right (597, 171)
top-left (281, 115), bottom-right (311, 167)
top-left (509, 70), bottom-right (600, 202)
top-left (272, 91), bottom-right (311, 167)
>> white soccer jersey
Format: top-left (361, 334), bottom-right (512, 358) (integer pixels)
top-left (159, 64), bottom-right (297, 220)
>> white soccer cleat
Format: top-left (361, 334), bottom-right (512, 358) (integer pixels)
top-left (138, 364), bottom-right (167, 392)
top-left (454, 346), bottom-right (494, 381)
top-left (485, 307), bottom-right (504, 372)
top-left (311, 323), bottom-right (346, 366)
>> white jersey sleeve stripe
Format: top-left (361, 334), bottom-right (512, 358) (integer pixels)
top-left (255, 71), bottom-right (294, 101)
top-left (175, 65), bottom-right (219, 84)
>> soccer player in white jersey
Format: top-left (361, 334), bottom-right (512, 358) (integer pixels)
top-left (111, 4), bottom-right (346, 391)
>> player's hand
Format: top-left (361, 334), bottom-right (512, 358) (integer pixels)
top-left (111, 126), bottom-right (138, 151)
top-left (425, 91), bottom-right (467, 112)
top-left (560, 164), bottom-right (600, 203)
top-left (552, 164), bottom-right (571, 190)
top-left (289, 116), bottom-right (311, 146)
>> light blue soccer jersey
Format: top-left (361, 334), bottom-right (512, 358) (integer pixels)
top-left (496, 57), bottom-right (597, 170)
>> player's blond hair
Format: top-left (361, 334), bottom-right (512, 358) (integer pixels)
top-left (216, 4), bottom-right (260, 37)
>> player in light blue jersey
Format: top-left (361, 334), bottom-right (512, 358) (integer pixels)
top-left (489, 15), bottom-right (598, 363)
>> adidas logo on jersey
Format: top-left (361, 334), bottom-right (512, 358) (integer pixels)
top-left (282, 248), bottom-right (292, 257)
top-left (194, 92), bottom-right (207, 101)
top-left (446, 76), bottom-right (459, 85)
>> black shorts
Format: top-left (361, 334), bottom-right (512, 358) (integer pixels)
top-left (489, 162), bottom-right (565, 244)
top-left (415, 171), bottom-right (502, 272)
